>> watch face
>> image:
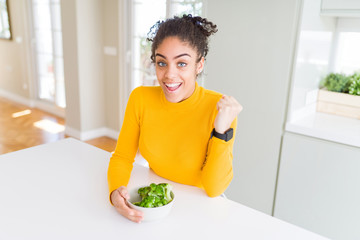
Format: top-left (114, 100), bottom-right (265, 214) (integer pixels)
top-left (225, 128), bottom-right (234, 141)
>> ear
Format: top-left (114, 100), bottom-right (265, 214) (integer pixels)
top-left (196, 57), bottom-right (205, 74)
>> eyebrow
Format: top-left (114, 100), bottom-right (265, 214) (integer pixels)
top-left (155, 53), bottom-right (191, 59)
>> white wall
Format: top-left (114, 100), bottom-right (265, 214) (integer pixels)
top-left (61, 0), bottom-right (81, 130)
top-left (0, 0), bottom-right (32, 99)
top-left (206, 0), bottom-right (302, 214)
top-left (76, 0), bottom-right (105, 132)
top-left (61, 0), bottom-right (106, 138)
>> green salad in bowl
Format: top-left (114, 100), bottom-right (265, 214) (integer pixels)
top-left (127, 183), bottom-right (175, 221)
top-left (133, 183), bottom-right (173, 208)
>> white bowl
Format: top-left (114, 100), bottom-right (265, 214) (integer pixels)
top-left (126, 186), bottom-right (175, 222)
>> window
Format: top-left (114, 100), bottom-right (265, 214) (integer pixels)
top-left (334, 32), bottom-right (360, 74)
top-left (31, 0), bottom-right (65, 108)
top-left (130, 0), bottom-right (204, 90)
top-left (285, 0), bottom-right (360, 147)
top-left (0, 0), bottom-right (11, 40)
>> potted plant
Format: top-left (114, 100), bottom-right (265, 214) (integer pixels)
top-left (349, 73), bottom-right (360, 96)
top-left (317, 72), bottom-right (360, 119)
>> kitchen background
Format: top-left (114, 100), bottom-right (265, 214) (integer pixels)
top-left (0, 0), bottom-right (359, 239)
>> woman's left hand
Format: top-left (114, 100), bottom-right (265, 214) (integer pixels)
top-left (214, 95), bottom-right (243, 134)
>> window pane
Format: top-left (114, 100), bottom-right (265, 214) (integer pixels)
top-left (35, 29), bottom-right (53, 54)
top-left (0, 1), bottom-right (11, 38)
top-left (134, 0), bottom-right (166, 37)
top-left (132, 0), bottom-right (166, 89)
top-left (335, 32), bottom-right (360, 74)
top-left (54, 57), bottom-right (64, 81)
top-left (170, 0), bottom-right (203, 16)
top-left (53, 30), bottom-right (63, 57)
top-left (55, 57), bottom-right (66, 108)
top-left (32, 1), bottom-right (51, 30)
top-left (32, 0), bottom-right (65, 108)
top-left (39, 76), bottom-right (55, 101)
top-left (51, 0), bottom-right (60, 5)
top-left (37, 53), bottom-right (54, 77)
top-left (51, 3), bottom-right (62, 31)
top-left (135, 68), bottom-right (157, 87)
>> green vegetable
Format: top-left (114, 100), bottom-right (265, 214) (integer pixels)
top-left (133, 183), bottom-right (173, 208)
top-left (320, 73), bottom-right (351, 93)
top-left (349, 73), bottom-right (360, 96)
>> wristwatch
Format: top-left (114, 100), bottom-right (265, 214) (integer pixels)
top-left (211, 128), bottom-right (234, 142)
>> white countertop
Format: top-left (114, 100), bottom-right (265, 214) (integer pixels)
top-left (0, 138), bottom-right (329, 239)
top-left (286, 112), bottom-right (360, 147)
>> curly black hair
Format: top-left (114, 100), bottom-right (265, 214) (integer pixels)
top-left (147, 14), bottom-right (218, 63)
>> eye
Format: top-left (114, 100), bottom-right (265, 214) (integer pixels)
top-left (157, 61), bottom-right (167, 67)
top-left (178, 62), bottom-right (187, 67)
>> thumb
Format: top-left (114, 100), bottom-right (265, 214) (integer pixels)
top-left (118, 187), bottom-right (130, 200)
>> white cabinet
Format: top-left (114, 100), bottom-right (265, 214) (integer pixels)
top-left (322, 0), bottom-right (360, 10)
top-left (274, 132), bottom-right (360, 240)
top-left (321, 0), bottom-right (360, 16)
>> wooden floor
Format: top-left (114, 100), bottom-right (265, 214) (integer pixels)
top-left (0, 96), bottom-right (117, 155)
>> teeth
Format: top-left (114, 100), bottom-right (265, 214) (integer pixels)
top-left (165, 83), bottom-right (181, 88)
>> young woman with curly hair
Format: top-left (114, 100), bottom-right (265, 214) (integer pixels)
top-left (108, 14), bottom-right (243, 223)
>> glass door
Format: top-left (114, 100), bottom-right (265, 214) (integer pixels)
top-left (31, 0), bottom-right (65, 108)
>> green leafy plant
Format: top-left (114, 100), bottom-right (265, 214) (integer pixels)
top-left (320, 73), bottom-right (351, 93)
top-left (133, 183), bottom-right (173, 208)
top-left (349, 73), bottom-right (360, 96)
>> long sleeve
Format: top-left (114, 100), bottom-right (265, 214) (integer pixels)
top-left (107, 87), bottom-right (143, 195)
top-left (201, 118), bottom-right (237, 197)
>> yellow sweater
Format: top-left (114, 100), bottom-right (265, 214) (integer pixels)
top-left (107, 82), bottom-right (237, 197)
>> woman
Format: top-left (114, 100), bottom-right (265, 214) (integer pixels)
top-left (108, 14), bottom-right (242, 223)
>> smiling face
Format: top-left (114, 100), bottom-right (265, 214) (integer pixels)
top-left (155, 37), bottom-right (204, 103)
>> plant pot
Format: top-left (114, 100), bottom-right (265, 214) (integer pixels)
top-left (317, 89), bottom-right (360, 119)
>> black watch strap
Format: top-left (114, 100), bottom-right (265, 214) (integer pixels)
top-left (211, 128), bottom-right (234, 142)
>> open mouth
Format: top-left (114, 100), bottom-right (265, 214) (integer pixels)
top-left (164, 82), bottom-right (182, 92)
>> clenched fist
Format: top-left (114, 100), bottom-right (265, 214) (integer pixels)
top-left (214, 95), bottom-right (243, 134)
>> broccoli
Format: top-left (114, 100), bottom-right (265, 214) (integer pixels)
top-left (158, 183), bottom-right (173, 202)
top-left (138, 186), bottom-right (151, 199)
top-left (133, 183), bottom-right (173, 208)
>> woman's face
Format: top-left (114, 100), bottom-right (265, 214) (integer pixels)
top-left (155, 36), bottom-right (204, 103)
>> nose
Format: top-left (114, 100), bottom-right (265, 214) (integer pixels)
top-left (164, 64), bottom-right (177, 80)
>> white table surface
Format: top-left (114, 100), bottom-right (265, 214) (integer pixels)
top-left (0, 138), bottom-right (329, 240)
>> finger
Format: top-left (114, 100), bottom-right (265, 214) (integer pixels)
top-left (112, 188), bottom-right (144, 223)
top-left (116, 198), bottom-right (144, 221)
top-left (118, 187), bottom-right (130, 200)
top-left (127, 214), bottom-right (144, 223)
top-left (117, 206), bottom-right (143, 223)
top-left (117, 195), bottom-right (144, 217)
top-left (222, 95), bottom-right (235, 102)
top-left (219, 96), bottom-right (233, 105)
top-left (219, 96), bottom-right (241, 109)
top-left (217, 98), bottom-right (228, 109)
top-left (217, 101), bottom-right (232, 112)
top-left (116, 194), bottom-right (131, 211)
top-left (225, 96), bottom-right (238, 106)
top-left (120, 206), bottom-right (143, 219)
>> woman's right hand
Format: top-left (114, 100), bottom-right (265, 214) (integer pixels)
top-left (110, 186), bottom-right (144, 223)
